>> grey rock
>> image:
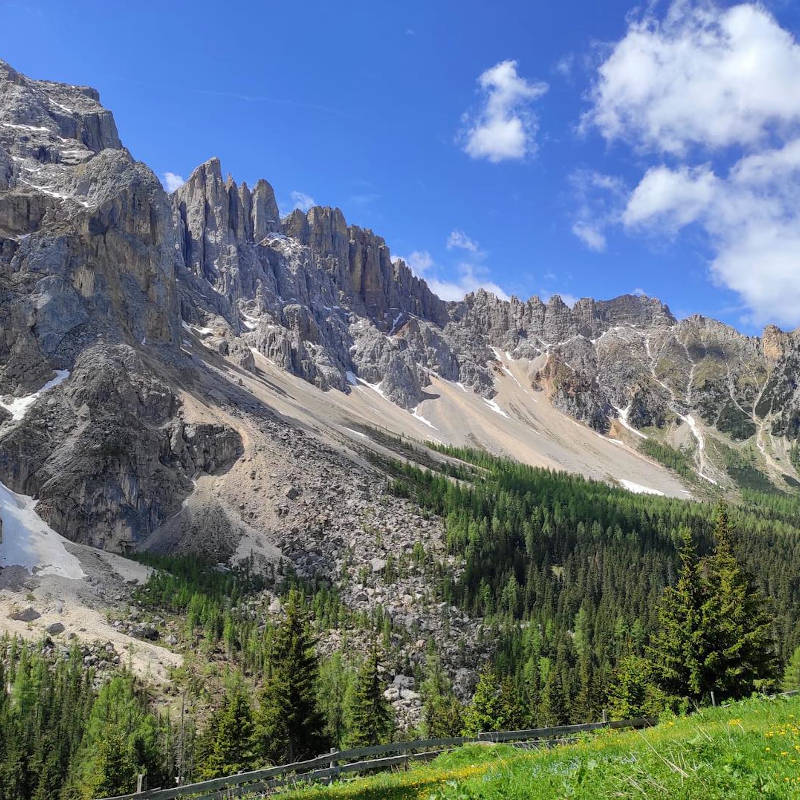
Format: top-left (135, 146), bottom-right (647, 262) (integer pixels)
top-left (10, 606), bottom-right (40, 622)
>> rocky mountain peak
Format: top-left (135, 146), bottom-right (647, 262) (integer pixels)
top-left (0, 58), bottom-right (120, 158)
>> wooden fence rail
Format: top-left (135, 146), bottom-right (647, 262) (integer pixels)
top-left (97, 716), bottom-right (656, 800)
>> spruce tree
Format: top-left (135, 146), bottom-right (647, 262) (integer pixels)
top-left (782, 646), bottom-right (800, 691)
top-left (254, 590), bottom-right (328, 764)
top-left (607, 655), bottom-right (666, 720)
top-left (346, 644), bottom-right (393, 746)
top-left (648, 526), bottom-right (706, 702)
top-left (700, 505), bottom-right (778, 699)
top-left (90, 728), bottom-right (137, 798)
top-left (462, 665), bottom-right (521, 733)
top-left (540, 669), bottom-right (568, 726)
top-left (420, 648), bottom-right (464, 737)
top-left (201, 682), bottom-right (254, 778)
top-left (316, 652), bottom-right (355, 748)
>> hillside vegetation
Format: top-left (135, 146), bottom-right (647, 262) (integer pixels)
top-left (280, 693), bottom-right (800, 800)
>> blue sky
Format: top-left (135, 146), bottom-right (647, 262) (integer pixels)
top-left (3, 0), bottom-right (800, 333)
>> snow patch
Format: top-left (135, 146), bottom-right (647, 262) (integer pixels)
top-left (241, 312), bottom-right (260, 330)
top-left (680, 413), bottom-right (719, 484)
top-left (49, 99), bottom-right (76, 114)
top-left (613, 405), bottom-right (648, 440)
top-left (484, 398), bottom-right (509, 418)
top-left (18, 178), bottom-right (89, 207)
top-left (389, 313), bottom-right (405, 335)
top-left (0, 370), bottom-right (69, 422)
top-left (619, 479), bottom-right (664, 497)
top-left (0, 482), bottom-right (85, 579)
top-left (411, 407), bottom-right (438, 430)
top-left (357, 377), bottom-right (388, 400)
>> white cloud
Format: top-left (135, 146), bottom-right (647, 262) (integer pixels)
top-left (583, 1), bottom-right (800, 327)
top-left (623, 165), bottom-right (718, 230)
top-left (460, 60), bottom-right (548, 163)
top-left (571, 222), bottom-right (606, 252)
top-left (405, 250), bottom-right (434, 275)
top-left (401, 245), bottom-right (509, 302)
top-left (427, 263), bottom-right (510, 302)
top-left (446, 230), bottom-right (480, 252)
top-left (584, 2), bottom-right (800, 154)
top-left (554, 54), bottom-right (575, 80)
top-left (568, 169), bottom-right (627, 252)
top-left (162, 172), bottom-right (185, 193)
top-left (622, 138), bottom-right (800, 326)
top-left (290, 190), bottom-right (316, 212)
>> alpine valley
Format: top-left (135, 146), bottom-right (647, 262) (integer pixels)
top-left (2, 58), bottom-right (800, 797)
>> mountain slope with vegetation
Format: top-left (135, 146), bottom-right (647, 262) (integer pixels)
top-left (279, 693), bottom-right (800, 800)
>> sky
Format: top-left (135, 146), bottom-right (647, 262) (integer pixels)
top-left (3, 0), bottom-right (800, 334)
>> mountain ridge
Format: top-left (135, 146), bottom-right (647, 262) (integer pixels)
top-left (2, 56), bottom-right (800, 563)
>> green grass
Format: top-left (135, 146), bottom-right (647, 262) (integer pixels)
top-left (277, 694), bottom-right (800, 799)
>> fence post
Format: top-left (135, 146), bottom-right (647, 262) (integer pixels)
top-left (601, 709), bottom-right (607, 724)
top-left (710, 691), bottom-right (716, 707)
top-left (136, 775), bottom-right (143, 794)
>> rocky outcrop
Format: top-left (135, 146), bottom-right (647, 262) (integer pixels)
top-left (0, 59), bottom-right (180, 396)
top-left (0, 344), bottom-right (241, 550)
top-left (6, 57), bottom-right (800, 567)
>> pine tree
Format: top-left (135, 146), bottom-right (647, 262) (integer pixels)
top-left (607, 655), bottom-right (666, 720)
top-left (316, 652), bottom-right (355, 748)
top-left (650, 511), bottom-right (779, 705)
top-left (700, 505), bottom-right (778, 699)
top-left (90, 728), bottom-right (137, 798)
top-left (462, 665), bottom-right (521, 733)
top-left (783, 646), bottom-right (800, 691)
top-left (540, 668), bottom-right (568, 726)
top-left (420, 648), bottom-right (464, 737)
top-left (648, 526), bottom-right (706, 702)
top-left (254, 590), bottom-right (328, 764)
top-left (200, 682), bottom-right (254, 778)
top-left (346, 644), bottom-right (393, 746)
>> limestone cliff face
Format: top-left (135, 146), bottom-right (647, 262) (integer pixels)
top-left (5, 58), bottom-right (800, 553)
top-left (0, 59), bottom-right (180, 397)
top-left (0, 62), bottom-right (238, 546)
top-left (165, 153), bottom-right (800, 439)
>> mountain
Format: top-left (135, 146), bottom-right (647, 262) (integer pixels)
top-left (2, 58), bottom-right (800, 707)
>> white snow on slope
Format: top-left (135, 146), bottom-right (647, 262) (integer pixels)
top-left (0, 370), bottom-right (69, 422)
top-left (0, 482), bottom-right (85, 579)
top-left (411, 407), bottom-right (438, 430)
top-left (680, 413), bottom-right (718, 485)
top-left (613, 405), bottom-right (648, 440)
top-left (357, 377), bottom-right (388, 400)
top-left (484, 397), bottom-right (509, 418)
top-left (619, 479), bottom-right (664, 496)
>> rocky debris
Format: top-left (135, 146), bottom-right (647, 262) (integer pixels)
top-left (0, 343), bottom-right (242, 549)
top-left (46, 621), bottom-right (65, 635)
top-left (9, 606), bottom-right (40, 622)
top-left (5, 57), bottom-right (800, 723)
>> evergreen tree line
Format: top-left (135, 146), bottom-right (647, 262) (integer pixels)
top-left (390, 447), bottom-right (800, 725)
top-left (0, 637), bottom-right (174, 800)
top-left (186, 591), bottom-right (394, 779)
top-left (6, 447), bottom-right (800, 797)
top-left (0, 592), bottom-right (398, 800)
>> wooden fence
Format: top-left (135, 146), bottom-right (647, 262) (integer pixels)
top-left (97, 716), bottom-right (656, 800)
